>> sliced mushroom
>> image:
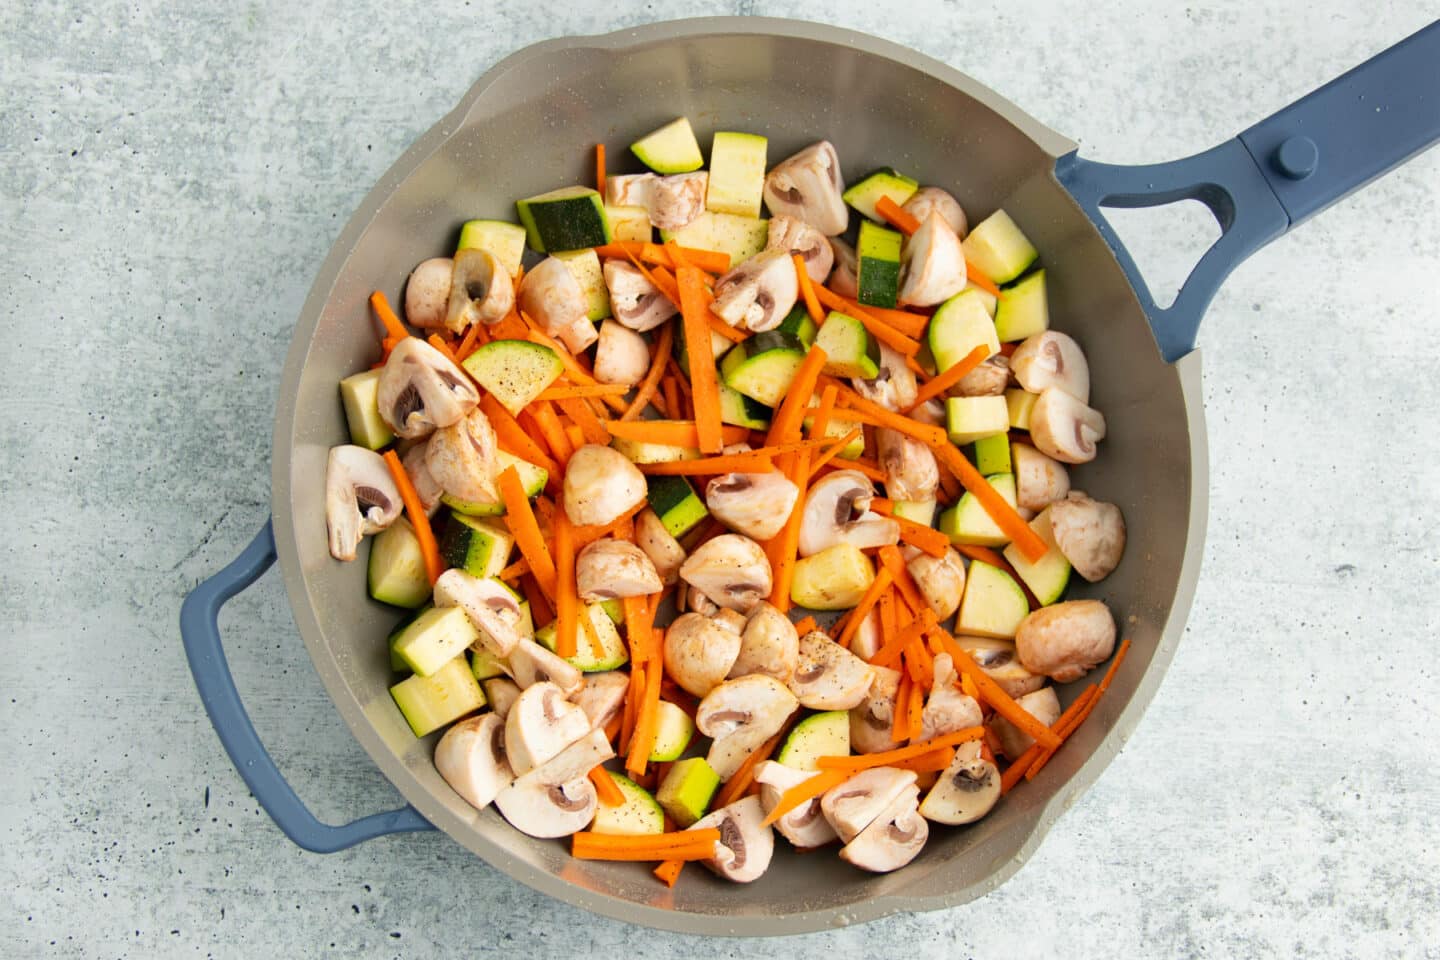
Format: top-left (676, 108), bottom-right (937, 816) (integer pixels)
top-left (605, 172), bottom-right (656, 208)
top-left (710, 249), bottom-right (800, 333)
top-left (1010, 331), bottom-right (1090, 403)
top-left (434, 713), bottom-right (514, 811)
top-left (400, 438), bottom-right (443, 515)
top-left (762, 140), bottom-right (847, 236)
top-left (852, 342), bottom-right (918, 412)
top-left (989, 686), bottom-right (1061, 759)
top-left (433, 569), bottom-right (526, 657)
top-left (765, 215), bottom-right (835, 283)
top-left (1015, 599), bottom-right (1117, 683)
top-left (1048, 491), bottom-right (1126, 582)
top-left (919, 740), bottom-right (999, 825)
top-left (648, 172), bottom-right (708, 231)
top-left (839, 782), bottom-right (928, 873)
top-left (574, 670), bottom-right (630, 731)
top-left (575, 538), bottom-right (662, 601)
top-left (663, 612), bottom-right (743, 698)
top-left (377, 336), bottom-right (480, 438)
top-left (688, 795), bottom-right (775, 883)
top-left (493, 727), bottom-right (612, 838)
top-left (593, 320), bottom-right (650, 386)
top-left (602, 259), bottom-right (677, 332)
top-left (1012, 442), bottom-right (1071, 513)
top-left (955, 354), bottom-right (1011, 397)
top-left (517, 256), bottom-right (597, 355)
top-left (902, 187), bottom-right (968, 238)
top-left (634, 507), bottom-right (686, 585)
top-left (798, 470), bottom-right (900, 558)
top-left (849, 664), bottom-right (905, 754)
top-left (404, 257), bottom-right (454, 329)
top-left (849, 608), bottom-right (883, 661)
top-left (562, 444), bottom-right (647, 526)
top-left (752, 760), bottom-right (840, 848)
top-left (954, 637), bottom-right (1046, 699)
top-left (325, 445), bottom-right (403, 561)
top-left (425, 406), bottom-right (500, 505)
top-left (827, 237), bottom-right (859, 298)
top-left (903, 546), bottom-right (967, 621)
top-left (502, 680), bottom-right (592, 777)
top-left (877, 428), bottom-right (939, 502)
top-left (918, 654), bottom-right (983, 742)
top-left (789, 631), bottom-right (877, 711)
top-left (1029, 387), bottom-right (1106, 464)
top-left (697, 675), bottom-right (798, 780)
top-left (481, 677), bottom-right (521, 721)
top-left (705, 471), bottom-right (801, 541)
top-left (899, 211), bottom-right (968, 308)
top-left (507, 638), bottom-right (583, 697)
top-left (821, 766), bottom-right (917, 843)
top-left (446, 247), bottom-right (515, 333)
top-left (679, 534), bottom-right (773, 613)
top-left (728, 602), bottom-right (800, 683)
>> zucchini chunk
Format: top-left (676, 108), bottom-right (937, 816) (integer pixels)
top-left (516, 185), bottom-right (612, 253)
top-left (961, 209), bottom-right (1038, 285)
top-left (456, 219), bottom-right (528, 276)
top-left (939, 473), bottom-right (1019, 547)
top-left (927, 289), bottom-right (1000, 372)
top-left (660, 209), bottom-right (768, 266)
top-left (815, 311), bottom-right (880, 378)
top-left (856, 220), bottom-right (903, 308)
top-left (339, 367), bottom-right (394, 450)
top-left (776, 711), bottom-right (851, 771)
top-left (843, 167), bottom-right (919, 222)
top-left (461, 339), bottom-right (563, 414)
top-left (719, 330), bottom-right (808, 406)
top-left (706, 131), bottom-right (768, 218)
top-left (646, 475), bottom-right (709, 538)
top-left (630, 117), bottom-right (705, 174)
top-left (368, 518), bottom-right (432, 609)
top-left (389, 656), bottom-right (486, 737)
top-left (992, 269), bottom-right (1049, 342)
top-left (956, 561), bottom-right (1029, 639)
top-left (438, 514), bottom-right (514, 580)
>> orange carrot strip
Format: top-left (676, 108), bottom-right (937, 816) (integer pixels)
top-left (626, 628), bottom-right (665, 775)
top-left (381, 450), bottom-right (442, 585)
top-left (456, 320), bottom-right (487, 361)
top-left (891, 672), bottom-right (913, 744)
top-left (1025, 685), bottom-right (1100, 782)
top-left (706, 312), bottom-right (748, 343)
top-left (712, 717), bottom-right (794, 810)
top-left (870, 609), bottom-right (936, 669)
top-left (767, 447), bottom-right (811, 613)
top-left (602, 420), bottom-right (749, 448)
top-left (564, 422), bottom-right (586, 452)
top-left (369, 290), bottom-right (409, 342)
top-left (530, 400), bottom-right (575, 465)
top-left (843, 301), bottom-right (930, 340)
top-left (555, 396), bottom-right (610, 446)
top-left (572, 499), bottom-right (647, 548)
top-left (480, 394), bottom-right (561, 482)
top-left (875, 194), bottom-right (922, 236)
top-left (571, 829), bottom-right (722, 861)
top-left (793, 254), bottom-right (824, 324)
top-left (876, 545), bottom-right (931, 617)
top-left (595, 241), bottom-right (732, 276)
top-left (889, 746), bottom-right (955, 774)
top-left (814, 727), bottom-right (986, 771)
top-left (929, 443), bottom-right (1047, 563)
top-left (935, 633), bottom-right (1062, 750)
top-left (813, 285), bottom-right (921, 355)
top-left (653, 859), bottom-right (686, 887)
top-left (791, 616), bottom-right (819, 637)
top-left (595, 143), bottom-right (606, 197)
top-left (638, 454), bottom-right (778, 476)
top-left (805, 427), bottom-right (864, 480)
top-left (642, 261), bottom-right (682, 307)
top-left (426, 334), bottom-right (461, 367)
top-left (905, 680), bottom-right (925, 741)
top-left (836, 567), bottom-right (893, 649)
top-left (499, 466), bottom-right (557, 597)
top-left (498, 558), bottom-right (530, 581)
top-left (823, 381), bottom-right (949, 449)
top-left (964, 261), bottom-right (1003, 299)
top-left (620, 322), bottom-right (675, 422)
top-left (878, 588), bottom-right (899, 653)
top-left (765, 345), bottom-right (830, 446)
top-left (761, 770), bottom-right (851, 827)
top-left (906, 637), bottom-right (934, 690)
top-left (553, 510), bottom-right (578, 659)
top-left (677, 267), bottom-right (724, 454)
top-left (536, 383), bottom-right (631, 401)
top-left (623, 596), bottom-right (654, 663)
top-left (590, 765), bottom-right (625, 807)
top-left (825, 457), bottom-right (887, 484)
top-left (620, 664), bottom-right (644, 754)
top-left (522, 573), bottom-right (555, 629)
top-left (522, 325), bottom-right (628, 414)
top-left (905, 343), bottom-right (992, 412)
top-left (867, 501), bottom-right (949, 558)
top-left (1000, 743), bottom-right (1044, 793)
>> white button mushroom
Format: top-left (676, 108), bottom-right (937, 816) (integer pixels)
top-left (424, 406), bottom-right (501, 505)
top-left (821, 767), bottom-right (918, 843)
top-left (799, 470), bottom-right (900, 558)
top-left (562, 444), bottom-right (647, 526)
top-left (762, 140), bottom-right (848, 236)
top-left (377, 337), bottom-right (480, 439)
top-left (634, 508), bottom-right (686, 586)
top-left (605, 172), bottom-right (656, 208)
top-left (1011, 442), bottom-right (1071, 513)
top-left (988, 686), bottom-right (1062, 759)
top-left (502, 680), bottom-right (592, 777)
top-left (506, 638), bottom-right (583, 697)
top-left (404, 257), bottom-right (454, 329)
top-left (765, 215), bottom-right (835, 283)
top-left (602, 259), bottom-right (677, 332)
top-left (849, 664), bottom-right (905, 755)
top-left (648, 172), bottom-right (708, 231)
top-left (955, 354), bottom-right (1011, 397)
top-left (324, 445), bottom-right (403, 562)
top-left (849, 607), bottom-right (883, 661)
top-left (574, 538), bottom-right (663, 601)
top-left (688, 795), bottom-right (775, 883)
top-left (696, 675), bottom-right (799, 780)
top-left (481, 677), bottom-right (521, 721)
top-left (433, 569), bottom-right (527, 657)
top-left (446, 247), bottom-right (515, 333)
top-left (493, 727), bottom-right (613, 839)
top-left (901, 186), bottom-right (968, 238)
top-left (1010, 331), bottom-right (1091, 403)
top-left (574, 670), bottom-right (630, 731)
top-left (434, 713), bottom-right (514, 811)
top-left (954, 637), bottom-right (1046, 699)
top-left (712, 608), bottom-right (747, 636)
top-left (705, 471), bottom-right (801, 541)
top-left (839, 783), bottom-right (928, 873)
top-left (919, 741), bottom-right (999, 826)
top-left (663, 612), bottom-right (743, 699)
top-left (851, 342), bottom-right (918, 412)
top-left (789, 631), bottom-right (877, 711)
top-left (918, 654), bottom-right (983, 742)
top-left (710, 249), bottom-right (800, 333)
top-left (678, 534), bottom-right (773, 613)
top-left (517, 256), bottom-right (597, 355)
top-left (1028, 387), bottom-right (1106, 464)
top-left (1048, 491), bottom-right (1127, 582)
top-left (904, 545), bottom-right (967, 621)
top-left (679, 582), bottom-right (722, 616)
top-left (728, 602), bottom-right (800, 684)
top-left (399, 438), bottom-right (443, 515)
top-left (752, 760), bottom-right (840, 849)
top-left (593, 319), bottom-right (651, 386)
top-left (877, 428), bottom-right (939, 502)
top-left (1015, 599), bottom-right (1117, 683)
top-left (826, 237), bottom-right (860, 298)
top-left (898, 211), bottom-right (968, 308)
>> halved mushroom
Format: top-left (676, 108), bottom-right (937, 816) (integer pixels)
top-left (648, 172), bottom-right (707, 231)
top-left (602, 259), bottom-right (677, 332)
top-left (918, 654), bottom-right (983, 742)
top-left (404, 256), bottom-right (454, 329)
top-left (605, 172), bottom-right (656, 208)
top-left (377, 337), bottom-right (480, 438)
top-left (507, 638), bottom-right (583, 697)
top-left (827, 237), bottom-right (859, 298)
top-left (574, 538), bottom-right (662, 602)
top-left (904, 545), bottom-right (967, 621)
top-left (574, 670), bottom-right (630, 731)
top-left (679, 534), bottom-right (772, 613)
top-left (517, 256), bottom-right (597, 355)
top-left (902, 187), bottom-right (967, 238)
top-left (728, 602), bottom-right (800, 683)
top-left (425, 406), bottom-right (500, 505)
top-left (688, 795), bottom-right (775, 883)
top-left (1010, 331), bottom-right (1090, 403)
top-left (765, 215), bottom-right (835, 283)
top-left (919, 740), bottom-right (999, 825)
top-left (1015, 599), bottom-right (1117, 683)
top-left (839, 782), bottom-right (928, 873)
top-left (446, 247), bottom-right (515, 333)
top-left (634, 508), bottom-right (686, 585)
top-left (325, 445), bottom-right (403, 561)
top-left (954, 637), bottom-right (1046, 699)
top-left (663, 612), bottom-right (743, 698)
top-left (798, 470), bottom-right (900, 557)
top-left (877, 428), bottom-right (939, 502)
top-left (502, 680), bottom-right (592, 776)
top-left (697, 675), bottom-right (798, 779)
top-left (562, 444), bottom-right (647, 526)
top-left (493, 727), bottom-right (612, 838)
top-left (789, 631), bottom-right (877, 711)
top-left (852, 342), bottom-right (918, 412)
top-left (481, 677), bottom-right (521, 721)
top-left (433, 569), bottom-right (526, 657)
top-left (849, 664), bottom-right (905, 754)
top-left (593, 320), bottom-right (650, 386)
top-left (821, 767), bottom-right (918, 843)
top-left (713, 607), bottom-right (748, 636)
top-left (400, 438), bottom-right (444, 515)
top-left (850, 608), bottom-right (883, 661)
top-left (752, 760), bottom-right (840, 848)
top-left (710, 249), bottom-right (799, 333)
top-left (955, 354), bottom-right (1011, 397)
top-left (989, 686), bottom-right (1061, 758)
top-left (898, 211), bottom-right (968, 307)
top-left (1028, 387), bottom-right (1106, 464)
top-left (434, 713), bottom-right (513, 811)
top-left (1011, 442), bottom-right (1070, 513)
top-left (1048, 491), bottom-right (1126, 582)
top-left (762, 141), bottom-right (848, 236)
top-left (705, 471), bottom-right (801, 541)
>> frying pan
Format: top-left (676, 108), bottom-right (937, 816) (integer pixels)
top-left (180, 17), bottom-right (1440, 934)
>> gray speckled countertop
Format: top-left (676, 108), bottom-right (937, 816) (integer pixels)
top-left (4, 2), bottom-right (1439, 957)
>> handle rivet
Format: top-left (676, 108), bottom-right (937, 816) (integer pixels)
top-left (1274, 136), bottom-right (1319, 180)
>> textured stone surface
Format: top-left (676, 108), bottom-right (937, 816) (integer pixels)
top-left (3, 1), bottom-right (1438, 957)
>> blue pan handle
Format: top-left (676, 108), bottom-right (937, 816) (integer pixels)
top-left (179, 520), bottom-right (434, 852)
top-left (1056, 20), bottom-right (1440, 362)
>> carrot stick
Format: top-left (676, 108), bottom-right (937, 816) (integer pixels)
top-left (836, 568), bottom-right (893, 649)
top-left (1000, 742), bottom-right (1044, 793)
top-left (767, 446), bottom-right (811, 614)
top-left (841, 300), bottom-right (930, 340)
top-left (571, 829), bottom-right (722, 861)
top-left (555, 396), bottom-right (610, 446)
top-left (642, 261), bottom-right (682, 307)
top-left (1025, 684), bottom-right (1100, 781)
top-left (805, 427), bottom-right (864, 480)
top-left (905, 677), bottom-right (925, 742)
top-left (626, 628), bottom-right (665, 775)
top-left (905, 637), bottom-right (934, 689)
top-left (653, 859), bottom-right (686, 887)
top-left (964, 261), bottom-right (1003, 299)
top-left (590, 765), bottom-right (625, 807)
top-left (638, 453), bottom-right (779, 476)
top-left (928, 442), bottom-right (1047, 563)
top-left (878, 588), bottom-right (899, 656)
top-left (761, 769), bottom-right (850, 826)
top-left (602, 420), bottom-right (749, 448)
top-left (935, 633), bottom-right (1062, 750)
top-left (381, 450), bottom-right (442, 585)
top-left (876, 545), bottom-right (931, 617)
top-left (623, 596), bottom-right (654, 663)
top-left (456, 320), bottom-right (487, 361)
top-left (765, 345), bottom-right (830, 446)
top-left (498, 557), bottom-right (530, 581)
top-left (793, 253), bottom-right (824, 324)
top-left (536, 383), bottom-right (631, 401)
top-left (553, 510), bottom-right (578, 659)
top-left (712, 718), bottom-right (794, 809)
top-left (499, 466), bottom-right (557, 597)
top-left (791, 616), bottom-right (819, 637)
top-left (677, 266), bottom-right (724, 454)
top-left (813, 285), bottom-right (921, 355)
top-left (369, 290), bottom-right (409, 342)
top-left (889, 746), bottom-right (955, 774)
top-left (530, 400), bottom-right (575, 465)
top-left (891, 672), bottom-right (912, 744)
top-left (706, 312), bottom-right (748, 343)
top-left (824, 382), bottom-right (950, 449)
top-left (825, 457), bottom-right (887, 484)
top-left (522, 573), bottom-right (554, 628)
top-left (571, 499), bottom-right (647, 548)
top-left (658, 245), bottom-right (729, 275)
top-left (620, 322), bottom-right (674, 422)
top-left (563, 422), bottom-right (586, 452)
top-left (874, 194), bottom-right (922, 236)
top-left (866, 501), bottom-right (949, 558)
top-left (869, 609), bottom-right (935, 669)
top-left (480, 395), bottom-right (561, 482)
top-left (815, 727), bottom-right (986, 772)
top-left (620, 664), bottom-right (643, 754)
top-left (905, 343), bottom-right (991, 411)
top-left (595, 143), bottom-right (606, 197)
top-left (426, 334), bottom-right (461, 367)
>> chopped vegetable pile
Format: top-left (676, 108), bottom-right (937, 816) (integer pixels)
top-left (326, 116), bottom-right (1130, 886)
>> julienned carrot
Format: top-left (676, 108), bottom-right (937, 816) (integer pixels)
top-left (791, 616), bottom-right (819, 637)
top-left (499, 466), bottom-right (557, 597)
top-left (590, 765), bottom-right (625, 807)
top-left (595, 143), bottom-right (606, 197)
top-left (805, 427), bottom-right (863, 480)
top-left (826, 382), bottom-right (949, 449)
top-left (836, 567), bottom-right (894, 648)
top-left (594, 241), bottom-right (732, 276)
top-left (602, 420), bottom-right (750, 448)
top-left (662, 377), bottom-right (683, 421)
top-left (1003, 685), bottom-right (1097, 790)
top-left (677, 266), bottom-right (724, 454)
top-left (481, 395), bottom-right (561, 482)
top-left (498, 557), bottom-right (530, 581)
top-left (621, 323), bottom-right (674, 421)
top-left (555, 396), bottom-right (610, 446)
top-left (866, 501), bottom-right (948, 558)
top-left (653, 859), bottom-right (686, 887)
top-left (572, 499), bottom-right (648, 548)
top-left (843, 300), bottom-right (930, 340)
top-left (964, 261), bottom-right (1003, 299)
top-left (813, 285), bottom-right (921, 355)
top-left (712, 718), bottom-right (793, 809)
top-left (571, 828), bottom-right (722, 861)
top-left (876, 545), bottom-right (931, 617)
top-left (874, 194), bottom-right (922, 236)
top-left (765, 345), bottom-right (830, 446)
top-left (623, 596), bottom-right (654, 664)
top-left (639, 259), bottom-right (681, 306)
top-left (826, 457), bottom-right (887, 484)
top-left (761, 769), bottom-right (851, 827)
top-left (381, 450), bottom-right (442, 585)
top-left (793, 254), bottom-right (824, 324)
top-left (905, 678), bottom-right (925, 742)
top-left (369, 290), bottom-right (409, 342)
top-left (620, 663), bottom-right (644, 754)
top-left (890, 746), bottom-right (955, 774)
top-left (553, 510), bottom-right (578, 659)
top-left (929, 442), bottom-right (1047, 563)
top-left (869, 607), bottom-right (934, 669)
top-left (891, 672), bottom-right (912, 744)
top-left (905, 343), bottom-right (992, 412)
top-left (638, 453), bottom-right (779, 476)
top-left (1025, 684), bottom-right (1100, 782)
top-left (819, 728), bottom-right (987, 774)
top-left (905, 636), bottom-right (934, 690)
top-left (626, 627), bottom-right (665, 775)
top-left (767, 446), bottom-right (812, 613)
top-left (523, 574), bottom-right (555, 629)
top-left (936, 634), bottom-right (1062, 750)
top-left (536, 383), bottom-right (631, 401)
top-left (427, 334), bottom-right (461, 367)
top-left (530, 400), bottom-right (575, 465)
top-left (706, 312), bottom-right (748, 343)
top-left (456, 319), bottom-right (487, 361)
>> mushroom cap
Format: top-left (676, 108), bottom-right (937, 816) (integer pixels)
top-left (902, 187), bottom-right (968, 238)
top-left (918, 654), bottom-right (984, 742)
top-left (905, 546), bottom-right (967, 621)
top-left (575, 538), bottom-right (663, 601)
top-left (493, 728), bottom-right (613, 839)
top-left (762, 140), bottom-right (848, 236)
top-left (705, 471), bottom-right (801, 541)
top-left (953, 637), bottom-right (1046, 699)
top-left (989, 686), bottom-right (1062, 758)
top-left (1010, 331), bottom-right (1091, 404)
top-left (1048, 492), bottom-right (1126, 582)
top-left (954, 354), bottom-right (1011, 397)
top-left (1015, 599), bottom-right (1117, 683)
top-left (481, 677), bottom-right (522, 721)
top-left (848, 664), bottom-right (905, 755)
top-left (434, 713), bottom-right (513, 811)
top-left (838, 783), bottom-right (928, 873)
top-left (562, 444), bottom-right (647, 526)
top-left (752, 760), bottom-right (840, 848)
top-left (1028, 387), bottom-right (1107, 464)
top-left (821, 766), bottom-right (918, 843)
top-left (728, 602), bottom-right (800, 683)
top-left (877, 428), bottom-right (940, 503)
top-left (826, 237), bottom-right (859, 298)
top-left (788, 631), bottom-right (877, 711)
top-left (798, 470), bottom-right (900, 558)
top-left (506, 638), bottom-right (583, 697)
top-left (919, 740), bottom-right (1000, 825)
top-left (574, 670), bottom-right (630, 731)
top-left (324, 445), bottom-right (403, 562)
top-left (634, 508), bottom-right (686, 586)
top-left (400, 438), bottom-right (444, 515)
top-left (377, 336), bottom-right (480, 439)
top-left (648, 172), bottom-right (708, 231)
top-left (446, 247), bottom-right (515, 333)
top-left (697, 674), bottom-right (798, 780)
top-left (899, 211), bottom-right (968, 308)
top-left (1011, 441), bottom-right (1071, 513)
top-left (404, 256), bottom-right (454, 329)
top-left (425, 406), bottom-right (501, 504)
top-left (502, 680), bottom-right (592, 777)
top-left (602, 259), bottom-right (677, 332)
top-left (663, 612), bottom-right (743, 699)
top-left (679, 534), bottom-right (773, 613)
top-left (594, 319), bottom-right (651, 386)
top-left (710, 249), bottom-right (800, 333)
top-left (851, 341), bottom-right (918, 412)
top-left (765, 215), bottom-right (835, 283)
top-left (689, 795), bottom-right (775, 883)
top-left (433, 569), bottom-right (526, 657)
top-left (518, 257), bottom-right (595, 353)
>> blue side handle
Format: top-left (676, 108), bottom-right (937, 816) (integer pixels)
top-left (1057, 20), bottom-right (1440, 362)
top-left (179, 520), bottom-right (434, 852)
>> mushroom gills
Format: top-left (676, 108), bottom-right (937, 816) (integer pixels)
top-left (788, 631), bottom-right (877, 711)
top-left (919, 741), bottom-right (1000, 825)
top-left (821, 766), bottom-right (918, 843)
top-left (325, 444), bottom-right (403, 562)
top-left (839, 783), bottom-right (928, 873)
top-left (753, 760), bottom-right (840, 848)
top-left (493, 728), bottom-right (613, 839)
top-left (688, 795), bottom-right (775, 883)
top-left (434, 713), bottom-right (514, 811)
top-left (503, 680), bottom-right (593, 777)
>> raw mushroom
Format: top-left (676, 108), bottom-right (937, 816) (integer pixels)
top-left (494, 728), bottom-right (612, 838)
top-left (753, 760), bottom-right (840, 848)
top-left (446, 247), bottom-right (515, 333)
top-left (898, 211), bottom-right (968, 308)
top-left (482, 677), bottom-right (521, 721)
top-left (827, 237), bottom-right (859, 298)
top-left (1048, 491), bottom-right (1126, 582)
top-left (789, 631), bottom-right (877, 711)
top-left (433, 569), bottom-right (526, 657)
top-left (955, 354), bottom-right (1011, 397)
top-left (852, 342), bottom-right (918, 412)
top-left (688, 795), bottom-right (775, 883)
top-left (603, 259), bottom-right (677, 332)
top-left (728, 602), bottom-right (800, 683)
top-left (507, 638), bottom-right (583, 697)
top-left (1012, 442), bottom-right (1071, 513)
top-left (434, 713), bottom-right (513, 811)
top-left (989, 686), bottom-right (1061, 758)
top-left (902, 187), bottom-right (968, 238)
top-left (821, 767), bottom-right (917, 843)
top-left (502, 680), bottom-right (592, 776)
top-left (839, 782), bottom-right (928, 873)
top-left (1015, 599), bottom-right (1117, 683)
top-left (798, 470), bottom-right (900, 557)
top-left (850, 608), bottom-right (883, 661)
top-left (574, 670), bottom-right (630, 731)
top-left (765, 215), bottom-right (835, 283)
top-left (696, 675), bottom-right (798, 779)
top-left (679, 582), bottom-right (721, 616)
top-left (605, 172), bottom-right (656, 208)
top-left (1028, 387), bottom-right (1106, 464)
top-left (918, 654), bottom-right (983, 742)
top-left (762, 140), bottom-right (848, 236)
top-left (955, 637), bottom-right (1046, 699)
top-left (849, 664), bottom-right (905, 754)
top-left (877, 428), bottom-right (939, 502)
top-left (575, 538), bottom-right (663, 601)
top-left (679, 534), bottom-right (773, 613)
top-left (648, 172), bottom-right (708, 231)
top-left (377, 336), bottom-right (480, 439)
top-left (713, 608), bottom-right (748, 636)
top-left (919, 741), bottom-right (1000, 825)
top-left (910, 398), bottom-right (946, 428)
top-left (904, 545), bottom-right (967, 621)
top-left (324, 445), bottom-right (402, 561)
top-left (710, 249), bottom-right (800, 333)
top-left (1010, 331), bottom-right (1091, 403)
top-left (404, 256), bottom-right (453, 329)
top-left (400, 438), bottom-right (443, 514)
top-left (517, 256), bottom-right (597, 355)
top-left (705, 471), bottom-right (801, 541)
top-left (425, 406), bottom-right (501, 505)
top-left (562, 444), bottom-right (647, 526)
top-left (634, 508), bottom-right (686, 585)
top-left (593, 320), bottom-right (650, 386)
top-left (663, 612), bottom-right (743, 698)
